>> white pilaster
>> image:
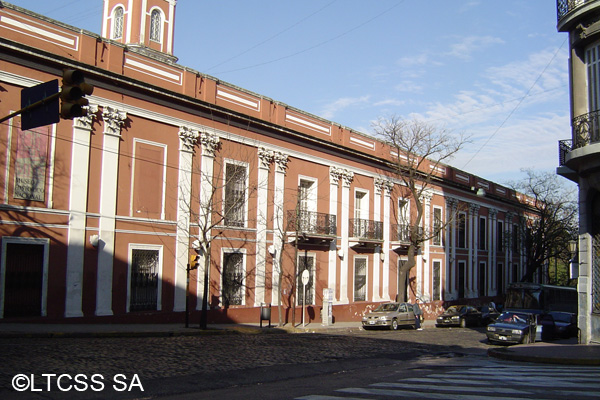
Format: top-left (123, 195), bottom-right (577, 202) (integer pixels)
top-left (382, 180), bottom-right (393, 301)
top-left (271, 152), bottom-right (289, 305)
top-left (328, 167), bottom-right (341, 301)
top-left (255, 148), bottom-right (273, 306)
top-left (196, 131), bottom-right (220, 310)
top-left (65, 105), bottom-right (97, 317)
top-left (339, 169), bottom-right (353, 304)
top-left (372, 179), bottom-right (384, 302)
top-left (173, 126), bottom-right (199, 312)
top-left (96, 106), bottom-right (126, 316)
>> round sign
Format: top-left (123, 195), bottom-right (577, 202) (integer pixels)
top-left (301, 270), bottom-right (310, 286)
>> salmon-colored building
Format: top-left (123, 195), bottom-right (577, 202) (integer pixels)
top-left (0, 0), bottom-right (538, 324)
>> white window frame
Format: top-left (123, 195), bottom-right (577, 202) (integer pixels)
top-left (297, 252), bottom-right (316, 306)
top-left (432, 206), bottom-right (443, 246)
top-left (353, 256), bottom-right (368, 302)
top-left (221, 248), bottom-right (247, 307)
top-left (149, 8), bottom-right (163, 43)
top-left (586, 40), bottom-right (600, 112)
top-left (457, 211), bottom-right (467, 249)
top-left (298, 176), bottom-right (318, 213)
top-left (222, 159), bottom-right (249, 228)
top-left (354, 189), bottom-right (369, 220)
top-left (126, 244), bottom-right (163, 312)
top-left (111, 5), bottom-right (124, 39)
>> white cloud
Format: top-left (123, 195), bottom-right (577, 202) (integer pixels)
top-left (445, 36), bottom-right (505, 60)
top-left (320, 95), bottom-right (370, 120)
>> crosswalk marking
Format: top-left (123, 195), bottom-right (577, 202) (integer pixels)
top-left (295, 359), bottom-right (600, 400)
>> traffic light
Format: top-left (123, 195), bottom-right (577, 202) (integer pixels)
top-left (60, 69), bottom-right (93, 119)
top-left (189, 254), bottom-right (200, 270)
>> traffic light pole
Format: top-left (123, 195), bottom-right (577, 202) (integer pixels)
top-left (0, 91), bottom-right (60, 126)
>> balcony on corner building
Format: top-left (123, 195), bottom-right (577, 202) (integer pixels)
top-left (349, 218), bottom-right (383, 249)
top-left (286, 210), bottom-right (337, 246)
top-left (558, 110), bottom-right (600, 181)
top-left (557, 0), bottom-right (600, 31)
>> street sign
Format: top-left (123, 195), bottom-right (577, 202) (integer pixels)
top-left (302, 270), bottom-right (309, 285)
top-left (21, 80), bottom-right (59, 130)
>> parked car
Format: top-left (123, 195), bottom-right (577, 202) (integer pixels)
top-left (537, 312), bottom-right (578, 340)
top-left (435, 305), bottom-right (483, 328)
top-left (478, 304), bottom-right (500, 325)
top-left (362, 302), bottom-right (417, 330)
top-left (486, 311), bottom-right (537, 345)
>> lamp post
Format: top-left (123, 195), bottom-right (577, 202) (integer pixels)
top-left (568, 239), bottom-right (578, 281)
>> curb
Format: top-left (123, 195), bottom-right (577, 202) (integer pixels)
top-left (487, 347), bottom-right (600, 366)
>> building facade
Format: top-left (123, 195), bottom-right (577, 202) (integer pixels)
top-left (557, 0), bottom-right (600, 344)
top-left (0, 0), bottom-right (537, 324)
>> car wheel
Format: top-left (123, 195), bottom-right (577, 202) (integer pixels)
top-left (460, 318), bottom-right (467, 328)
top-left (390, 319), bottom-right (398, 330)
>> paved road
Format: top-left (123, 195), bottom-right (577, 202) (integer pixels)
top-left (296, 356), bottom-right (600, 400)
top-left (0, 326), bottom-right (514, 399)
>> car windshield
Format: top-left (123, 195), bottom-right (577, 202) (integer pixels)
top-left (446, 306), bottom-right (464, 313)
top-left (497, 312), bottom-right (527, 324)
top-left (374, 303), bottom-right (398, 312)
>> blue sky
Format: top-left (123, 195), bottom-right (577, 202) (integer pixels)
top-left (8, 1), bottom-right (571, 186)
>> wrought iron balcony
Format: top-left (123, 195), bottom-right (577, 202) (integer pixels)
top-left (558, 139), bottom-right (572, 166)
top-left (392, 224), bottom-right (425, 244)
top-left (286, 210), bottom-right (336, 237)
top-left (349, 218), bottom-right (383, 241)
top-left (573, 110), bottom-right (600, 148)
top-left (557, 0), bottom-right (589, 22)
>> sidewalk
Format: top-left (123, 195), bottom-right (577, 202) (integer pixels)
top-left (1, 321), bottom-right (599, 365)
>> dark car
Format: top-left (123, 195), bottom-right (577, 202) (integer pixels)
top-left (486, 311), bottom-right (537, 345)
top-left (478, 304), bottom-right (500, 325)
top-left (362, 302), bottom-right (417, 330)
top-left (435, 305), bottom-right (483, 328)
top-left (538, 312), bottom-right (578, 340)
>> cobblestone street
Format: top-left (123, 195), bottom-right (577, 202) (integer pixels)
top-left (0, 326), bottom-right (489, 399)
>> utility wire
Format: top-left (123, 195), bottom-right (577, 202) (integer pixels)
top-left (214, 1), bottom-right (404, 75)
top-left (461, 38), bottom-right (568, 169)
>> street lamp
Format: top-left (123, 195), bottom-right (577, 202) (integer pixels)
top-left (568, 239), bottom-right (579, 280)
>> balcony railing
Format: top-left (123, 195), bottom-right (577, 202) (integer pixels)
top-left (286, 210), bottom-right (336, 236)
top-left (349, 218), bottom-right (383, 241)
top-left (557, 0), bottom-right (588, 21)
top-left (392, 224), bottom-right (425, 244)
top-left (558, 139), bottom-right (572, 166)
top-left (573, 110), bottom-right (600, 148)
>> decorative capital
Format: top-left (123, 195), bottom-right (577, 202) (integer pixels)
top-left (258, 147), bottom-right (274, 169)
top-left (469, 203), bottom-right (480, 215)
top-left (74, 104), bottom-right (99, 130)
top-left (420, 191), bottom-right (433, 204)
top-left (374, 178), bottom-right (385, 195)
top-left (341, 169), bottom-right (354, 188)
top-left (384, 180), bottom-right (394, 196)
top-left (445, 197), bottom-right (458, 210)
top-left (273, 151), bottom-right (289, 173)
top-left (101, 106), bottom-right (127, 137)
top-left (178, 126), bottom-right (200, 152)
top-left (199, 131), bottom-right (220, 157)
top-left (489, 208), bottom-right (498, 218)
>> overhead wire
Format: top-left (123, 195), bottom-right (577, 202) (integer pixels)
top-left (461, 37), bottom-right (568, 169)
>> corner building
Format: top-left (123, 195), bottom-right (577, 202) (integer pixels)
top-left (0, 0), bottom-right (537, 324)
top-left (556, 0), bottom-right (600, 344)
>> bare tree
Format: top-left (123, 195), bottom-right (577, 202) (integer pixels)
top-left (372, 116), bottom-right (468, 301)
top-left (508, 169), bottom-right (578, 283)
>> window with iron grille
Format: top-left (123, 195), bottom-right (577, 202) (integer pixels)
top-left (354, 257), bottom-right (367, 302)
top-left (479, 217), bottom-right (486, 250)
top-left (432, 207), bottom-right (442, 246)
top-left (458, 213), bottom-right (466, 248)
top-left (594, 234), bottom-right (600, 314)
top-left (112, 7), bottom-right (124, 39)
top-left (297, 254), bottom-right (314, 305)
top-left (224, 162), bottom-right (247, 227)
top-left (130, 249), bottom-right (159, 312)
top-left (497, 221), bottom-right (504, 252)
top-left (222, 252), bottom-right (244, 307)
top-left (432, 260), bottom-right (441, 301)
top-left (149, 9), bottom-right (161, 42)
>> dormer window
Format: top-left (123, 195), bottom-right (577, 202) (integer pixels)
top-left (112, 6), bottom-right (124, 39)
top-left (149, 9), bottom-right (162, 42)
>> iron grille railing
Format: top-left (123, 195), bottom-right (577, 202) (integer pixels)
top-left (287, 210), bottom-right (337, 236)
top-left (130, 249), bottom-right (159, 312)
top-left (593, 233), bottom-right (600, 314)
top-left (349, 218), bottom-right (383, 240)
top-left (557, 0), bottom-right (587, 21)
top-left (392, 224), bottom-right (425, 243)
top-left (558, 139), bottom-right (572, 166)
top-left (573, 110), bottom-right (600, 148)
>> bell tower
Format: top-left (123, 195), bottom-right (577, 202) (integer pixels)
top-left (101, 0), bottom-right (177, 62)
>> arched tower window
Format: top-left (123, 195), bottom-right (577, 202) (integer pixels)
top-left (149, 9), bottom-right (162, 42)
top-left (112, 6), bottom-right (124, 39)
